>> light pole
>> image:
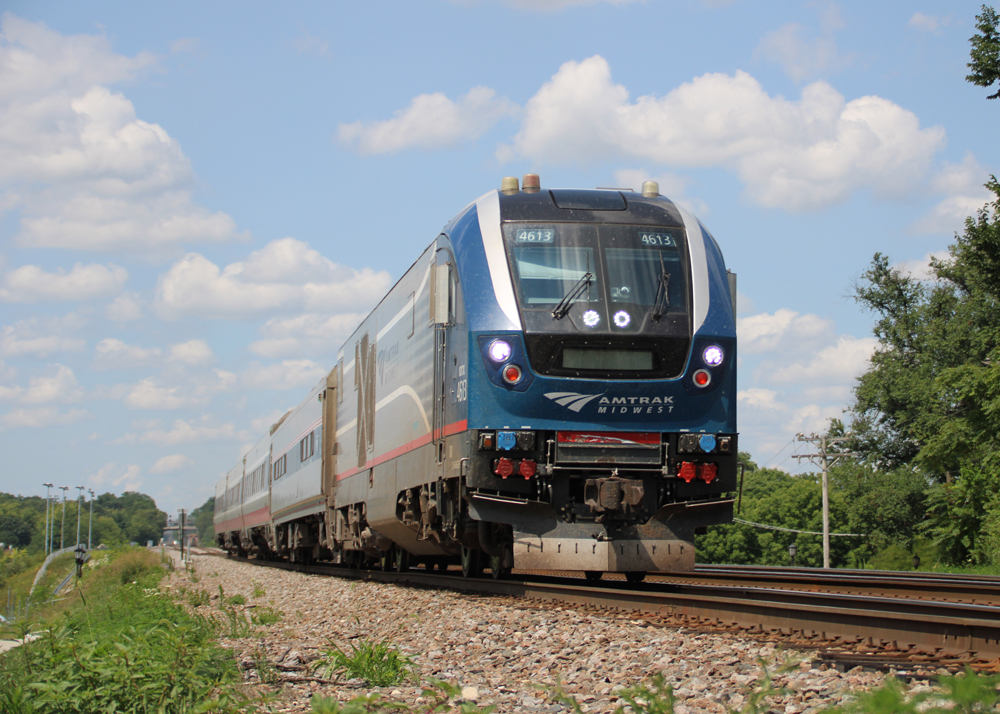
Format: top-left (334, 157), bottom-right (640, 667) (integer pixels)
top-left (43, 483), bottom-right (53, 555)
top-left (59, 486), bottom-right (69, 550)
top-left (76, 486), bottom-right (84, 547)
top-left (88, 489), bottom-right (94, 549)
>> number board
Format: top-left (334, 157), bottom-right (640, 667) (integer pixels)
top-left (515, 227), bottom-right (555, 244)
top-left (639, 232), bottom-right (677, 247)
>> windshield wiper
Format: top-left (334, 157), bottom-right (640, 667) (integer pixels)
top-left (551, 272), bottom-right (593, 320)
top-left (651, 254), bottom-right (670, 322)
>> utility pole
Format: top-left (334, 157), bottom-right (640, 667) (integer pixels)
top-left (179, 509), bottom-right (187, 563)
top-left (59, 486), bottom-right (69, 550)
top-left (88, 489), bottom-right (95, 549)
top-left (76, 486), bottom-right (85, 547)
top-left (43, 483), bottom-right (53, 555)
top-left (793, 434), bottom-right (859, 569)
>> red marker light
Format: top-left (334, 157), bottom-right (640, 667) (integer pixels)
top-left (519, 459), bottom-right (536, 479)
top-left (494, 458), bottom-right (514, 479)
top-left (693, 369), bottom-right (711, 387)
top-left (678, 462), bottom-right (697, 483)
top-left (503, 365), bottom-right (522, 384)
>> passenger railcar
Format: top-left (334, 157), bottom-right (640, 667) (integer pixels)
top-left (216, 176), bottom-right (738, 580)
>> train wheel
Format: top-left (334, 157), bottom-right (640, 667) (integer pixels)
top-left (461, 546), bottom-right (482, 578)
top-left (584, 571), bottom-right (603, 582)
top-left (379, 547), bottom-right (393, 572)
top-left (489, 550), bottom-right (511, 580)
top-left (625, 571), bottom-right (646, 584)
top-left (394, 548), bottom-right (410, 573)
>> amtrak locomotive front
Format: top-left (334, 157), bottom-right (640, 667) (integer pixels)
top-left (215, 175), bottom-right (737, 582)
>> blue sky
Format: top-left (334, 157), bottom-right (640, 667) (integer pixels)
top-left (0, 0), bottom-right (995, 514)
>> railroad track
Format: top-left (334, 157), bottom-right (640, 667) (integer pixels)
top-left (189, 548), bottom-right (1000, 673)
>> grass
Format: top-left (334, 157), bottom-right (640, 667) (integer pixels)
top-left (0, 547), bottom-right (262, 714)
top-left (312, 637), bottom-right (416, 686)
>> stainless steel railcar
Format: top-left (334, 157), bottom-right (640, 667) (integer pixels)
top-left (216, 176), bottom-right (738, 581)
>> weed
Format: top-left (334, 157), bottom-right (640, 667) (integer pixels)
top-left (187, 588), bottom-right (210, 608)
top-left (313, 637), bottom-right (415, 686)
top-left (252, 581), bottom-right (266, 598)
top-left (252, 647), bottom-right (281, 686)
top-left (251, 605), bottom-right (283, 626)
top-left (227, 593), bottom-right (246, 606)
top-left (0, 548), bottom-right (260, 714)
top-left (217, 605), bottom-right (253, 638)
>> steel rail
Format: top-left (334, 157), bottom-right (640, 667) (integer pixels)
top-left (641, 565), bottom-right (1000, 605)
top-left (197, 550), bottom-right (1000, 663)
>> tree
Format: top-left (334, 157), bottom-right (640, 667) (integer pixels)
top-left (191, 497), bottom-right (215, 544)
top-left (0, 514), bottom-right (32, 547)
top-left (851, 179), bottom-right (1000, 477)
top-left (968, 5), bottom-right (1000, 100)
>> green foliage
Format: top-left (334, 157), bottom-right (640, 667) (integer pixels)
top-left (967, 5), bottom-right (1000, 100)
top-left (313, 637), bottom-right (416, 686)
top-left (830, 462), bottom-right (929, 562)
top-left (192, 496), bottom-right (216, 545)
top-left (697, 468), bottom-right (852, 567)
top-left (251, 581), bottom-right (266, 598)
top-left (0, 548), bottom-right (254, 714)
top-left (250, 605), bottom-right (283, 626)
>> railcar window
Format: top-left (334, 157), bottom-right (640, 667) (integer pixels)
top-left (511, 245), bottom-right (597, 305)
top-left (606, 248), bottom-right (685, 309)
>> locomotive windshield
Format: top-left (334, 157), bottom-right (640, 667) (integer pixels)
top-left (504, 222), bottom-right (692, 378)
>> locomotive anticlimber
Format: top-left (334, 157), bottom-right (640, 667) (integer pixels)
top-left (216, 176), bottom-right (737, 580)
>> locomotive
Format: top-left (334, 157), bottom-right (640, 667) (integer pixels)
top-left (215, 175), bottom-right (738, 581)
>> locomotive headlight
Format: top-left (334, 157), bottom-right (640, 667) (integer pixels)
top-left (488, 339), bottom-right (512, 363)
top-left (613, 310), bottom-right (631, 328)
top-left (582, 309), bottom-right (600, 327)
top-left (702, 344), bottom-right (724, 367)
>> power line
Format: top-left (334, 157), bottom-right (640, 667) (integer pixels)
top-left (732, 518), bottom-right (865, 537)
top-left (761, 435), bottom-right (797, 469)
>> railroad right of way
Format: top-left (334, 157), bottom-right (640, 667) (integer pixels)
top-left (171, 551), bottom-right (945, 714)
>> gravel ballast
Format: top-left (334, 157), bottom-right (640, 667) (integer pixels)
top-left (165, 552), bottom-right (938, 713)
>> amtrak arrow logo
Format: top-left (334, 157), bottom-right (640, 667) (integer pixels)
top-left (543, 391), bottom-right (603, 412)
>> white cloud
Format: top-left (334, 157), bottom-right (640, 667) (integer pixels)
top-left (0, 262), bottom-right (127, 302)
top-left (105, 292), bottom-right (143, 322)
top-left (168, 339), bottom-right (213, 365)
top-left (737, 308), bottom-right (834, 354)
top-left (907, 12), bottom-right (952, 33)
top-left (123, 378), bottom-right (190, 410)
top-left (754, 4), bottom-right (852, 82)
top-left (294, 29), bottom-right (330, 57)
top-left (90, 462), bottom-right (142, 490)
top-left (150, 454), bottom-right (193, 473)
top-left (0, 406), bottom-right (88, 429)
top-left (21, 364), bottom-right (84, 404)
top-left (0, 16), bottom-right (243, 251)
top-left (735, 308), bottom-right (876, 462)
top-left (0, 316), bottom-right (86, 357)
top-left (119, 417), bottom-right (239, 446)
top-left (912, 153), bottom-right (995, 234)
top-left (249, 312), bottom-right (367, 358)
top-left (894, 250), bottom-right (950, 281)
top-left (250, 408), bottom-right (291, 435)
top-left (94, 338), bottom-right (161, 368)
top-left (768, 335), bottom-right (877, 386)
top-left (339, 86), bottom-right (517, 154)
top-left (242, 359), bottom-right (328, 390)
top-left (121, 369), bottom-right (234, 409)
top-left (155, 238), bottom-right (392, 319)
top-left (612, 168), bottom-right (710, 217)
top-left (501, 56), bottom-right (945, 212)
